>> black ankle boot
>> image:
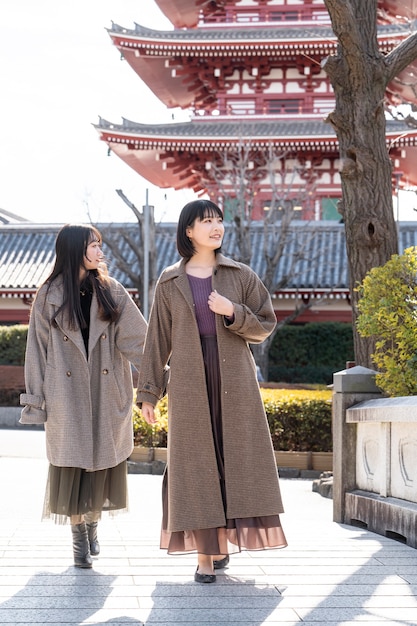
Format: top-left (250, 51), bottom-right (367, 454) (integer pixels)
top-left (86, 521), bottom-right (100, 556)
top-left (71, 522), bottom-right (93, 568)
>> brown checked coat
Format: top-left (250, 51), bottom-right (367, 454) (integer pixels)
top-left (136, 254), bottom-right (284, 533)
top-left (20, 277), bottom-right (147, 471)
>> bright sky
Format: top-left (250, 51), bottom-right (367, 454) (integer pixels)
top-left (0, 0), bottom-right (194, 224)
top-left (1, 1), bottom-right (416, 225)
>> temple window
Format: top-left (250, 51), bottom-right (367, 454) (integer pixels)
top-left (226, 99), bottom-right (256, 115)
top-left (269, 11), bottom-right (298, 21)
top-left (313, 99), bottom-right (335, 114)
top-left (235, 12), bottom-right (259, 23)
top-left (265, 99), bottom-right (303, 114)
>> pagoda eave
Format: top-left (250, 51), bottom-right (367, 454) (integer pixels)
top-left (109, 23), bottom-right (409, 53)
top-left (116, 53), bottom-right (197, 109)
top-left (153, 0), bottom-right (242, 29)
top-left (96, 118), bottom-right (340, 192)
top-left (96, 125), bottom-right (340, 152)
top-left (105, 145), bottom-right (202, 190)
top-left (96, 118), bottom-right (417, 151)
top-left (153, 0), bottom-right (205, 28)
top-left (379, 0), bottom-right (417, 21)
top-left (110, 23), bottom-right (413, 110)
top-left (386, 58), bottom-right (417, 109)
top-left (116, 43), bottom-right (333, 110)
top-left (95, 118), bottom-right (417, 190)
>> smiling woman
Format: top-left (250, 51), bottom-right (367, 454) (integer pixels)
top-left (137, 198), bottom-right (288, 584)
top-left (19, 223), bottom-right (148, 568)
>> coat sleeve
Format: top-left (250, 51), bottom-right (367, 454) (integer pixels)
top-left (113, 283), bottom-right (148, 372)
top-left (136, 276), bottom-right (172, 407)
top-left (20, 288), bottom-right (49, 424)
top-left (224, 266), bottom-right (276, 344)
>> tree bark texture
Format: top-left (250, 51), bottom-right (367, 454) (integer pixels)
top-left (323, 0), bottom-right (408, 366)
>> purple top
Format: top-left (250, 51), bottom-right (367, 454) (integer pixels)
top-left (187, 274), bottom-right (216, 336)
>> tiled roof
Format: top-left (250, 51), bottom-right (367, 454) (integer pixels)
top-left (0, 227), bottom-right (57, 292)
top-left (98, 117), bottom-right (335, 138)
top-left (2, 221), bottom-right (417, 295)
top-left (109, 21), bottom-right (407, 45)
top-left (96, 117), bottom-right (415, 143)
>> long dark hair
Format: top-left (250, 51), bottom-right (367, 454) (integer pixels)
top-left (45, 224), bottom-right (119, 329)
top-left (177, 199), bottom-right (223, 259)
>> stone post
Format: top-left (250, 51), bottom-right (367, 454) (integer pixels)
top-left (332, 366), bottom-right (381, 523)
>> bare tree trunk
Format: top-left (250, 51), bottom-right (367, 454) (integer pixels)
top-left (251, 341), bottom-right (270, 381)
top-left (252, 298), bottom-right (323, 380)
top-left (323, 0), bottom-right (400, 366)
top-left (115, 190), bottom-right (157, 310)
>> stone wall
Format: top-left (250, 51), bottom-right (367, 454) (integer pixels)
top-left (333, 366), bottom-right (417, 548)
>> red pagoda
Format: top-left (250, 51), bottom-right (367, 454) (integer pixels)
top-left (95, 0), bottom-right (417, 220)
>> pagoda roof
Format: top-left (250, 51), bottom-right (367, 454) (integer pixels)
top-left (153, 0), bottom-right (242, 29)
top-left (95, 117), bottom-right (417, 190)
top-left (109, 21), bottom-right (405, 50)
top-left (97, 117), bottom-right (338, 145)
top-left (108, 21), bottom-right (414, 110)
top-left (153, 0), bottom-right (202, 29)
top-left (95, 117), bottom-right (339, 190)
top-left (379, 0), bottom-right (417, 22)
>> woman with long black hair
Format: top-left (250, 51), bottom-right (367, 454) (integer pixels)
top-left (21, 224), bottom-right (147, 568)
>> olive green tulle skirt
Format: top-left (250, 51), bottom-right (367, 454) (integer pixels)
top-left (42, 460), bottom-right (128, 525)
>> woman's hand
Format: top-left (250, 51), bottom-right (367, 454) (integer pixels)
top-left (140, 402), bottom-right (157, 425)
top-left (208, 290), bottom-right (234, 317)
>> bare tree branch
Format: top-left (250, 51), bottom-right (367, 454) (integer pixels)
top-left (88, 191), bottom-right (157, 311)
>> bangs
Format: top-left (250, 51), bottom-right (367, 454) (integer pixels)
top-left (197, 205), bottom-right (223, 221)
top-left (89, 227), bottom-right (102, 245)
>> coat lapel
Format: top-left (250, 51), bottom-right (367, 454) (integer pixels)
top-left (45, 281), bottom-right (85, 356)
top-left (87, 296), bottom-right (110, 357)
top-left (173, 272), bottom-right (195, 315)
top-left (45, 279), bottom-right (109, 360)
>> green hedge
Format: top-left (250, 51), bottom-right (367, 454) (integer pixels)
top-left (2, 322), bottom-right (353, 384)
top-left (0, 325), bottom-right (28, 365)
top-left (133, 388), bottom-right (333, 452)
top-left (269, 322), bottom-right (354, 384)
top-left (263, 394), bottom-right (332, 451)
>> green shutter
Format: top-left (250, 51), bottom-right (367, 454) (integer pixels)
top-left (321, 197), bottom-right (342, 221)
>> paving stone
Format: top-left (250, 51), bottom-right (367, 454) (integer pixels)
top-left (1, 429), bottom-right (417, 625)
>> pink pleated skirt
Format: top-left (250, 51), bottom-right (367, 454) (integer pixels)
top-left (160, 335), bottom-right (287, 555)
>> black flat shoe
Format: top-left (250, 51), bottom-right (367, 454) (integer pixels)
top-left (194, 567), bottom-right (216, 584)
top-left (213, 555), bottom-right (229, 570)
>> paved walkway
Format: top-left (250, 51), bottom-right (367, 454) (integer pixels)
top-left (0, 429), bottom-right (417, 625)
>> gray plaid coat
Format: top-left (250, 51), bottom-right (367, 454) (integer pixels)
top-left (20, 276), bottom-right (147, 471)
top-left (137, 254), bottom-right (284, 532)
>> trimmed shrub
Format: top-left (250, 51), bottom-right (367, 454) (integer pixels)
top-left (268, 322), bottom-right (354, 384)
top-left (357, 246), bottom-right (417, 396)
top-left (133, 388), bottom-right (332, 452)
top-left (262, 388), bottom-right (332, 451)
top-left (133, 395), bottom-right (168, 448)
top-left (0, 325), bottom-right (28, 365)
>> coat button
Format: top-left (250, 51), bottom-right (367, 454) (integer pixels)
top-left (63, 336), bottom-right (68, 341)
top-left (101, 333), bottom-right (107, 340)
top-left (66, 371), bottom-right (71, 377)
top-left (102, 369), bottom-right (109, 375)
